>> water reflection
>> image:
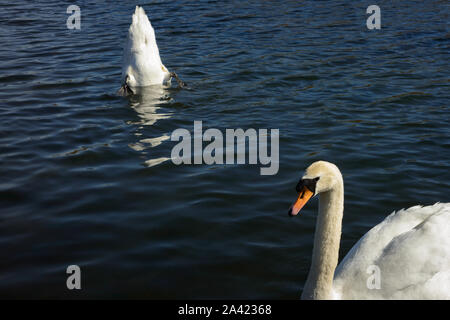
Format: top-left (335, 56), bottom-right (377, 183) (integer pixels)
top-left (127, 85), bottom-right (173, 167)
top-left (128, 85), bottom-right (172, 126)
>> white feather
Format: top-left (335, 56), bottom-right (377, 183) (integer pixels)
top-left (333, 203), bottom-right (450, 299)
top-left (122, 6), bottom-right (170, 89)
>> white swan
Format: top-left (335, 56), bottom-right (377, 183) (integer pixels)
top-left (119, 6), bottom-right (185, 95)
top-left (288, 161), bottom-right (450, 300)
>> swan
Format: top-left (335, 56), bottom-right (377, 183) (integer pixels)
top-left (119, 6), bottom-right (185, 96)
top-left (288, 161), bottom-right (450, 300)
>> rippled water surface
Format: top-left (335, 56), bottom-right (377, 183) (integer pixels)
top-left (0, 1), bottom-right (449, 298)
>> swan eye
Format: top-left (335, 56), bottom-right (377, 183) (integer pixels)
top-left (296, 178), bottom-right (318, 194)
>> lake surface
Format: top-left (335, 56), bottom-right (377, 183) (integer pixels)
top-left (0, 0), bottom-right (449, 298)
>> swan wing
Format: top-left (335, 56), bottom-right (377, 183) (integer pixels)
top-left (333, 202), bottom-right (450, 299)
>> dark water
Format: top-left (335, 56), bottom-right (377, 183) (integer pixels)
top-left (0, 0), bottom-right (449, 298)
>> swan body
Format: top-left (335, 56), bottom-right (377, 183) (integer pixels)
top-left (289, 161), bottom-right (450, 300)
top-left (121, 6), bottom-right (171, 93)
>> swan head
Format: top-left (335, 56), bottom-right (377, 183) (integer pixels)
top-left (288, 161), bottom-right (343, 216)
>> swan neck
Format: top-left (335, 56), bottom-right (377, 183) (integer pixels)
top-left (302, 182), bottom-right (344, 300)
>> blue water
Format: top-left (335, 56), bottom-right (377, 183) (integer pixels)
top-left (0, 0), bottom-right (449, 298)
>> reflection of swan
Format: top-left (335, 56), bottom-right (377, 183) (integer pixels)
top-left (119, 6), bottom-right (171, 95)
top-left (128, 86), bottom-right (172, 126)
top-left (288, 161), bottom-right (450, 300)
top-left (127, 86), bottom-right (172, 167)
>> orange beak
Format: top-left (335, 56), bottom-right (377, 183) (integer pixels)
top-left (288, 186), bottom-right (314, 216)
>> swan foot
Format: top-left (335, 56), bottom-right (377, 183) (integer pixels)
top-left (170, 71), bottom-right (187, 88)
top-left (117, 82), bottom-right (134, 96)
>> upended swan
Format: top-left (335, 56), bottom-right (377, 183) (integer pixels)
top-left (288, 161), bottom-right (450, 300)
top-left (118, 6), bottom-right (185, 96)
